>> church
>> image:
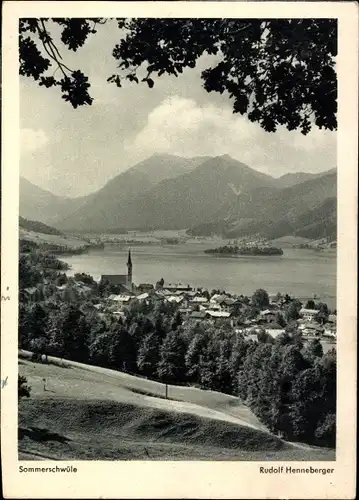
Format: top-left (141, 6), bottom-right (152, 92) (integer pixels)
top-left (100, 250), bottom-right (134, 293)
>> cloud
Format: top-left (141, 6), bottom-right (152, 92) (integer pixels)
top-left (127, 96), bottom-right (257, 158)
top-left (21, 128), bottom-right (49, 153)
top-left (126, 96), bottom-right (336, 176)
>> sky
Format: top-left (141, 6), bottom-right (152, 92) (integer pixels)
top-left (20, 20), bottom-right (337, 198)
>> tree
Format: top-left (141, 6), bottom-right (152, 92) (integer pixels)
top-left (290, 365), bottom-right (324, 442)
top-left (155, 278), bottom-right (164, 290)
top-left (305, 299), bottom-right (316, 309)
top-left (19, 254), bottom-right (42, 290)
top-left (215, 339), bottom-right (234, 394)
top-left (137, 332), bottom-right (161, 379)
top-left (74, 272), bottom-right (96, 286)
top-left (303, 338), bottom-right (323, 361)
top-left (18, 375), bottom-right (31, 399)
top-left (276, 312), bottom-right (286, 328)
top-left (51, 304), bottom-right (89, 362)
top-left (108, 324), bottom-right (137, 372)
top-left (26, 303), bottom-right (50, 360)
top-left (19, 18), bottom-right (337, 134)
top-left (251, 289), bottom-right (269, 309)
top-left (257, 329), bottom-right (275, 344)
top-left (315, 303), bottom-right (329, 325)
top-left (56, 273), bottom-right (68, 286)
top-left (185, 330), bottom-right (210, 382)
top-left (157, 330), bottom-right (187, 384)
top-left (171, 311), bottom-right (182, 331)
top-left (285, 299), bottom-right (302, 322)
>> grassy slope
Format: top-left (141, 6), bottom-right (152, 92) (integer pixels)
top-left (18, 358), bottom-right (335, 461)
top-left (19, 228), bottom-right (88, 249)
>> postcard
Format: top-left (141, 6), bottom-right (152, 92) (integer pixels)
top-left (1, 1), bottom-right (357, 498)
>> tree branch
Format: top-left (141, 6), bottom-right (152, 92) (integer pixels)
top-left (37, 20), bottom-right (74, 77)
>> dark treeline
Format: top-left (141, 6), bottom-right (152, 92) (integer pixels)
top-left (19, 247), bottom-right (336, 448)
top-left (20, 238), bottom-right (89, 255)
top-left (205, 245), bottom-right (284, 256)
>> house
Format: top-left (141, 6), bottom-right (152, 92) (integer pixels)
top-left (205, 310), bottom-right (233, 326)
top-left (264, 326), bottom-right (286, 338)
top-left (191, 296), bottom-right (209, 305)
top-left (178, 308), bottom-right (192, 318)
top-left (323, 325), bottom-right (336, 338)
top-left (137, 283), bottom-right (154, 293)
top-left (328, 314), bottom-right (337, 325)
top-left (207, 303), bottom-right (222, 311)
top-left (205, 310), bottom-right (231, 319)
top-left (299, 308), bottom-right (318, 322)
top-left (189, 311), bottom-right (207, 321)
top-left (108, 294), bottom-right (133, 305)
top-left (210, 293), bottom-right (227, 304)
top-left (259, 310), bottom-right (276, 323)
top-left (221, 297), bottom-right (241, 313)
top-left (74, 284), bottom-right (92, 297)
top-left (163, 283), bottom-right (193, 292)
top-left (137, 292), bottom-right (150, 301)
top-left (166, 295), bottom-right (184, 304)
top-left (299, 322), bottom-right (323, 337)
top-left (100, 250), bottom-right (134, 292)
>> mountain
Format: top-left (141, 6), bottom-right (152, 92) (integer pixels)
top-left (20, 155), bottom-right (209, 230)
top-left (130, 153), bottom-right (211, 184)
top-left (56, 154), bottom-right (278, 231)
top-left (277, 168), bottom-right (336, 188)
top-left (20, 177), bottom-right (87, 225)
top-left (22, 155), bottom-right (337, 239)
top-left (189, 170), bottom-right (337, 240)
top-left (19, 216), bottom-right (63, 235)
top-left (55, 154), bottom-right (211, 231)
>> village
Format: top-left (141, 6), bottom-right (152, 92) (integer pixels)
top-left (21, 248), bottom-right (337, 351)
top-left (37, 250), bottom-right (335, 349)
top-left (95, 284), bottom-right (336, 343)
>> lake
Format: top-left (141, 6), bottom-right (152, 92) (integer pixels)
top-left (62, 243), bottom-right (336, 309)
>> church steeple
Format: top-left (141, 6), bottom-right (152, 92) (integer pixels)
top-left (127, 249), bottom-right (133, 291)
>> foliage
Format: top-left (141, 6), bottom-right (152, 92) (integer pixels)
top-left (251, 288), bottom-right (269, 309)
top-left (285, 299), bottom-right (302, 322)
top-left (19, 18), bottom-right (337, 134)
top-left (18, 375), bottom-right (31, 399)
top-left (19, 216), bottom-right (63, 235)
top-left (137, 332), bottom-right (161, 378)
top-left (74, 272), bottom-right (96, 286)
top-left (157, 330), bottom-right (188, 384)
top-left (305, 299), bottom-right (316, 309)
top-left (205, 245), bottom-right (283, 255)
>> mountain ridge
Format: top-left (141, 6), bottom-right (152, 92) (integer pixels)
top-left (21, 154), bottom-right (336, 239)
top-left (55, 155), bottom-right (279, 231)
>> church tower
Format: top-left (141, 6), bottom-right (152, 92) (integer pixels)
top-left (127, 249), bottom-right (133, 291)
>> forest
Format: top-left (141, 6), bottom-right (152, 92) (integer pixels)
top-left (204, 245), bottom-right (284, 256)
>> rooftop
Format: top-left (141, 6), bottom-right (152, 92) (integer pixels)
top-left (101, 274), bottom-right (128, 286)
top-left (206, 310), bottom-right (231, 318)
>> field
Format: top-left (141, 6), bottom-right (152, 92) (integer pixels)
top-left (18, 355), bottom-right (335, 461)
top-left (19, 228), bottom-right (88, 249)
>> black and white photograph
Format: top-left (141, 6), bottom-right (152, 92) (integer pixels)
top-left (1, 2), bottom-right (357, 498)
